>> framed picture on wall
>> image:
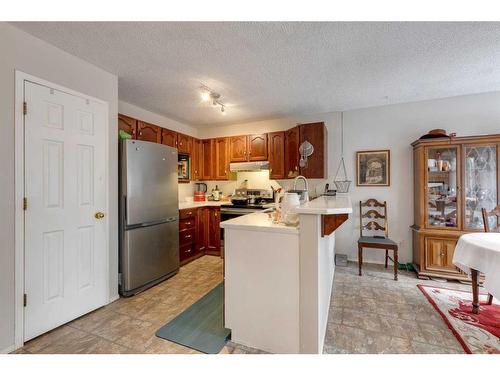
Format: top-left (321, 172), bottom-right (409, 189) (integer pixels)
top-left (356, 150), bottom-right (390, 186)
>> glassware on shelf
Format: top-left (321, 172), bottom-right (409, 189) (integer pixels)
top-left (464, 145), bottom-right (497, 230)
top-left (426, 147), bottom-right (458, 228)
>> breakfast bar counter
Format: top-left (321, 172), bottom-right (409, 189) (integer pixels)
top-left (221, 194), bottom-right (352, 354)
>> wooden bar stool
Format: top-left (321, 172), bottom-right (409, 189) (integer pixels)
top-left (357, 199), bottom-right (399, 280)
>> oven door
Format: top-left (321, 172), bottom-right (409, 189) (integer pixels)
top-left (220, 207), bottom-right (262, 243)
top-left (220, 207), bottom-right (261, 221)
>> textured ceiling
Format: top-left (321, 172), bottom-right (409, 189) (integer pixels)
top-left (11, 22), bottom-right (500, 126)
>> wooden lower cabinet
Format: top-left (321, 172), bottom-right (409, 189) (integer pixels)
top-left (206, 207), bottom-right (221, 255)
top-left (412, 228), bottom-right (467, 280)
top-left (179, 207), bottom-right (221, 265)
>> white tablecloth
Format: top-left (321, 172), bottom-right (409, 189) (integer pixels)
top-left (453, 233), bottom-right (500, 299)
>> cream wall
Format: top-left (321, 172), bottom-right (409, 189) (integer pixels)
top-left (0, 23), bottom-right (119, 352)
top-left (200, 92), bottom-right (500, 265)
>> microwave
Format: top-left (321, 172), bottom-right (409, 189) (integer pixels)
top-left (178, 154), bottom-right (191, 181)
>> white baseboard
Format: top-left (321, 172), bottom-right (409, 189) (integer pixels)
top-left (1, 344), bottom-right (16, 354)
top-left (109, 294), bottom-right (120, 303)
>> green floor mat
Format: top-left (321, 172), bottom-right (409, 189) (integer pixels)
top-left (155, 283), bottom-right (230, 354)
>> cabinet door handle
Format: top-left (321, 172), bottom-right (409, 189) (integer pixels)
top-left (139, 131), bottom-right (143, 136)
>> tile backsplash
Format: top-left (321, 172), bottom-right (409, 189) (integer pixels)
top-left (178, 170), bottom-right (329, 202)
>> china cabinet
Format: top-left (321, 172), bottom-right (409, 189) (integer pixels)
top-left (412, 134), bottom-right (500, 280)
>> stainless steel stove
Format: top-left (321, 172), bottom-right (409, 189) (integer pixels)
top-left (221, 189), bottom-right (273, 218)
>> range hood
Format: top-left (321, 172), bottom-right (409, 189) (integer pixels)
top-left (229, 161), bottom-right (270, 172)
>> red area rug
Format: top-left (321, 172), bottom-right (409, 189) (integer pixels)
top-left (418, 285), bottom-right (500, 354)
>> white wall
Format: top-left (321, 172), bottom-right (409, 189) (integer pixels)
top-left (0, 23), bottom-right (119, 352)
top-left (201, 92), bottom-right (500, 265)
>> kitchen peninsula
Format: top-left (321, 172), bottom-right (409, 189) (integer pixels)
top-left (221, 194), bottom-right (352, 354)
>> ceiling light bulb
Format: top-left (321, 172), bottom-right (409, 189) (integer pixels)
top-left (201, 91), bottom-right (210, 102)
top-left (221, 106), bottom-right (226, 115)
top-left (212, 99), bottom-right (218, 106)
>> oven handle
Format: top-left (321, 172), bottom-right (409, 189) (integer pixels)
top-left (220, 208), bottom-right (262, 215)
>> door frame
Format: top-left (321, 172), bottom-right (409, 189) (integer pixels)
top-left (14, 71), bottom-right (110, 349)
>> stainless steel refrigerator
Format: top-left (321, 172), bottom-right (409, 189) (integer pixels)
top-left (119, 139), bottom-right (179, 296)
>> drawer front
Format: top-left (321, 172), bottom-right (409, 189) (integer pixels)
top-left (424, 237), bottom-right (461, 274)
top-left (179, 218), bottom-right (195, 231)
top-left (180, 243), bottom-right (196, 262)
top-left (179, 208), bottom-right (197, 220)
top-left (179, 228), bottom-right (195, 246)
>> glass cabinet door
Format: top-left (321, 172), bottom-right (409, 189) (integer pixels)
top-left (426, 147), bottom-right (459, 228)
top-left (464, 144), bottom-right (498, 230)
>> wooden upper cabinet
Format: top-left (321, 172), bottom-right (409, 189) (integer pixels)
top-left (178, 133), bottom-right (193, 154)
top-left (137, 121), bottom-right (161, 143)
top-left (248, 134), bottom-right (268, 161)
top-left (191, 138), bottom-right (203, 181)
top-left (161, 128), bottom-right (178, 148)
top-left (268, 131), bottom-right (285, 179)
top-left (201, 139), bottom-right (215, 180)
top-left (118, 114), bottom-right (137, 139)
top-left (215, 137), bottom-right (230, 180)
top-left (229, 136), bottom-right (248, 162)
top-left (298, 122), bottom-right (327, 179)
top-left (285, 126), bottom-right (300, 178)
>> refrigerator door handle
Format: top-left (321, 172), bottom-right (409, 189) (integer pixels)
top-left (123, 195), bottom-right (127, 223)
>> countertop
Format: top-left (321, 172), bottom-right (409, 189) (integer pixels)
top-left (220, 212), bottom-right (299, 235)
top-left (178, 200), bottom-right (229, 210)
top-left (293, 194), bottom-right (353, 215)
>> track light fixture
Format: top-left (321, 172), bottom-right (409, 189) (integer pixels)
top-left (200, 85), bottom-right (226, 115)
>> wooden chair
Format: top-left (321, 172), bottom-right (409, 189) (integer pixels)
top-left (358, 199), bottom-right (399, 280)
top-left (474, 205), bottom-right (500, 309)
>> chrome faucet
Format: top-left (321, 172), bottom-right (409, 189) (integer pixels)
top-left (292, 175), bottom-right (309, 203)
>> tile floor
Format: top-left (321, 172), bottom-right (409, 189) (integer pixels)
top-left (324, 262), bottom-right (470, 354)
top-left (13, 255), bottom-right (470, 354)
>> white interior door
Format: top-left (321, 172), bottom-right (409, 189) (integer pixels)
top-left (24, 80), bottom-right (108, 341)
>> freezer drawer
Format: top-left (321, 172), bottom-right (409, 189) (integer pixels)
top-left (121, 221), bottom-right (179, 294)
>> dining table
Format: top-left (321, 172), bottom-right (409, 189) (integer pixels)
top-left (453, 232), bottom-right (500, 314)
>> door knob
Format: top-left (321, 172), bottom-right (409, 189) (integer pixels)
top-left (95, 212), bottom-right (105, 219)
